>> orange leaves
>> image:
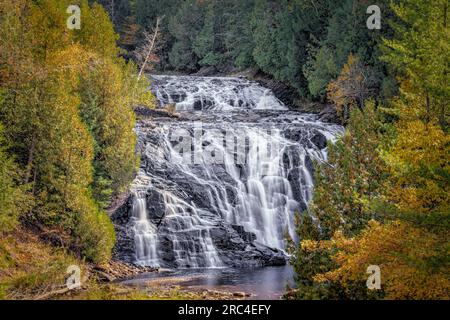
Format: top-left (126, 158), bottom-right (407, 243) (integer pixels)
top-left (327, 54), bottom-right (376, 119)
top-left (315, 220), bottom-right (450, 299)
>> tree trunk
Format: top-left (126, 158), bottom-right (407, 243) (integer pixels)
top-left (137, 17), bottom-right (162, 80)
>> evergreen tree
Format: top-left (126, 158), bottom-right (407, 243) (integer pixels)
top-left (292, 0), bottom-right (449, 300)
top-left (304, 0), bottom-right (391, 99)
top-left (0, 0), bottom-right (153, 263)
top-left (0, 119), bottom-right (31, 233)
top-left (222, 0), bottom-right (256, 69)
top-left (193, 0), bottom-right (224, 67)
top-left (168, 0), bottom-right (204, 71)
top-left (382, 0), bottom-right (449, 127)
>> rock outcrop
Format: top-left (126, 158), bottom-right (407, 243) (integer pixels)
top-left (111, 75), bottom-right (342, 270)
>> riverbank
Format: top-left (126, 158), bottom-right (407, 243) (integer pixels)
top-left (121, 266), bottom-right (294, 300)
top-left (0, 226), bottom-right (245, 300)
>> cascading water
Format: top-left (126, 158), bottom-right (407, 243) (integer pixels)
top-left (131, 191), bottom-right (160, 267)
top-left (113, 75), bottom-right (342, 269)
top-left (152, 75), bottom-right (288, 111)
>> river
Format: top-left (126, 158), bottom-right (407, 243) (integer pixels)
top-left (122, 265), bottom-right (295, 300)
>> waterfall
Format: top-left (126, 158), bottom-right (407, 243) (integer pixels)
top-left (121, 75), bottom-right (343, 268)
top-left (158, 192), bottom-right (223, 268)
top-left (152, 75), bottom-right (288, 111)
top-left (131, 191), bottom-right (160, 267)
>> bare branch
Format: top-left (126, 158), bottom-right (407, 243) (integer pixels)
top-left (136, 17), bottom-right (163, 80)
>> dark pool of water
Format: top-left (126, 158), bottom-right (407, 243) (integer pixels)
top-left (122, 265), bottom-right (295, 300)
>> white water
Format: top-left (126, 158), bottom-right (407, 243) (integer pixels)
top-left (165, 125), bottom-right (316, 249)
top-left (131, 191), bottom-right (160, 267)
top-left (160, 192), bottom-right (223, 268)
top-left (128, 75), bottom-right (342, 268)
top-left (152, 75), bottom-right (288, 111)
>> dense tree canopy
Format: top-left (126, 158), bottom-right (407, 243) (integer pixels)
top-left (0, 0), bottom-right (447, 301)
top-left (289, 0), bottom-right (449, 300)
top-left (111, 0), bottom-right (395, 101)
top-left (0, 0), bottom-right (153, 263)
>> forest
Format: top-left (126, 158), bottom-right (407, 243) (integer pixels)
top-left (0, 0), bottom-right (449, 301)
top-left (105, 0), bottom-right (397, 102)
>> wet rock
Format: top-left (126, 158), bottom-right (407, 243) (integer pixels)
top-left (231, 225), bottom-right (256, 243)
top-left (194, 66), bottom-right (218, 77)
top-left (193, 100), bottom-right (203, 111)
top-left (157, 235), bottom-right (176, 264)
top-left (134, 106), bottom-right (180, 118)
top-left (310, 132), bottom-right (327, 150)
top-left (145, 190), bottom-right (166, 222)
top-left (111, 193), bottom-right (133, 221)
top-left (112, 75), bottom-right (341, 270)
top-left (112, 224), bottom-right (135, 264)
top-left (95, 261), bottom-right (156, 281)
top-left (305, 155), bottom-right (314, 174)
top-left (318, 104), bottom-right (341, 124)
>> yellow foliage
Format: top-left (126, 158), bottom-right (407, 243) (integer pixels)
top-left (383, 104), bottom-right (450, 213)
top-left (327, 54), bottom-right (374, 118)
top-left (0, 228), bottom-right (83, 299)
top-left (316, 220), bottom-right (449, 300)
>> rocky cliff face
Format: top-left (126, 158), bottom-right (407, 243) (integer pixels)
top-left (111, 191), bottom-right (287, 268)
top-left (112, 76), bottom-right (342, 269)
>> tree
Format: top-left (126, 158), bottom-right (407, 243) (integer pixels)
top-left (0, 0), bottom-right (153, 264)
top-left (289, 103), bottom-right (387, 299)
top-left (135, 17), bottom-right (163, 79)
top-left (134, 0), bottom-right (179, 69)
top-left (222, 0), bottom-right (256, 69)
top-left (168, 0), bottom-right (204, 71)
top-left (327, 54), bottom-right (377, 119)
top-left (310, 103), bottom-right (386, 239)
top-left (193, 1), bottom-right (224, 67)
top-left (119, 15), bottom-right (140, 51)
top-left (382, 0), bottom-right (449, 127)
top-left (292, 0), bottom-right (450, 300)
top-left (317, 220), bottom-right (449, 299)
top-left (0, 120), bottom-right (31, 233)
top-left (304, 0), bottom-right (391, 99)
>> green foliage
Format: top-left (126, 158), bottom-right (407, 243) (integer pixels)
top-left (193, 1), bottom-right (224, 67)
top-left (381, 0), bottom-right (449, 127)
top-left (310, 103), bottom-right (386, 238)
top-left (291, 0), bottom-right (450, 300)
top-left (0, 0), bottom-right (153, 264)
top-left (0, 121), bottom-right (32, 233)
top-left (79, 57), bottom-right (148, 208)
top-left (288, 104), bottom-right (388, 300)
top-left (75, 200), bottom-right (116, 264)
top-left (251, 0), bottom-right (312, 94)
top-left (168, 0), bottom-right (204, 71)
top-left (112, 1), bottom-right (394, 100)
top-left (304, 0), bottom-right (391, 99)
top-left (222, 0), bottom-right (255, 69)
